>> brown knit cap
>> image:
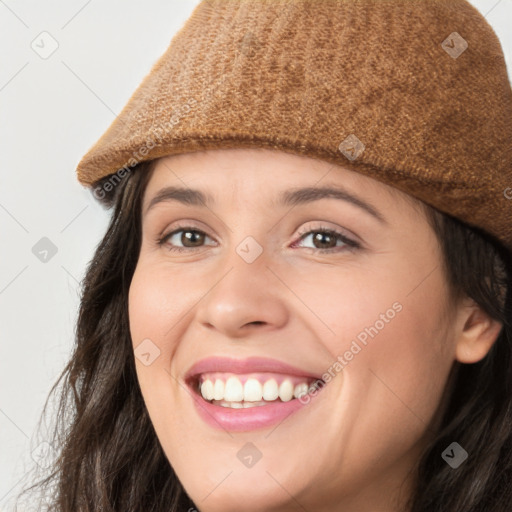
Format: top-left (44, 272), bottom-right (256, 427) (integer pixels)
top-left (76, 0), bottom-right (512, 255)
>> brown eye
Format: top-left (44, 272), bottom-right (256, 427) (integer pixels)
top-left (180, 230), bottom-right (206, 247)
top-left (293, 226), bottom-right (360, 253)
top-left (310, 231), bottom-right (337, 250)
top-left (158, 227), bottom-right (214, 252)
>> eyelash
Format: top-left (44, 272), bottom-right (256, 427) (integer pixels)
top-left (156, 223), bottom-right (361, 254)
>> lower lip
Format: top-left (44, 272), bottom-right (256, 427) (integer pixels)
top-left (189, 389), bottom-right (321, 432)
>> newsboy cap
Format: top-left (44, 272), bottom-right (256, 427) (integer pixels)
top-left (76, 0), bottom-right (512, 254)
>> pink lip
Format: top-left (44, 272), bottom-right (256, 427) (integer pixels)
top-left (184, 356), bottom-right (325, 432)
top-left (184, 356), bottom-right (324, 380)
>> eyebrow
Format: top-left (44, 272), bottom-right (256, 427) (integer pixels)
top-left (144, 184), bottom-right (388, 224)
top-left (278, 185), bottom-right (388, 224)
top-left (144, 186), bottom-right (214, 216)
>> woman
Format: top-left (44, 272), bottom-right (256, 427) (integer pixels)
top-left (17, 0), bottom-right (512, 510)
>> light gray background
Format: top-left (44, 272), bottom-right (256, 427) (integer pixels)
top-left (1, 1), bottom-right (511, 509)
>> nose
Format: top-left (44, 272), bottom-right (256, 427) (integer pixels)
top-left (194, 249), bottom-right (289, 339)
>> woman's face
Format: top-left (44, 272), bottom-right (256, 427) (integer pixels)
top-left (128, 148), bottom-right (462, 512)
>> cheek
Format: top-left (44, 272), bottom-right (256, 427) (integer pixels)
top-left (354, 295), bottom-right (454, 417)
top-left (128, 262), bottom-right (194, 353)
top-left (305, 257), bottom-right (456, 480)
top-left (332, 295), bottom-right (455, 485)
top-left (306, 246), bottom-right (455, 384)
top-left (127, 263), bottom-right (185, 409)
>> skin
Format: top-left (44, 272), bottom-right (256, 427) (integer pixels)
top-left (128, 148), bottom-right (503, 512)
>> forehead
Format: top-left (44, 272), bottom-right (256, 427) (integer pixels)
top-left (142, 148), bottom-right (426, 218)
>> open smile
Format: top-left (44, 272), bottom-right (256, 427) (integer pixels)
top-left (185, 356), bottom-right (326, 431)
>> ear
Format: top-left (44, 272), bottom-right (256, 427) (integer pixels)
top-left (454, 298), bottom-right (504, 364)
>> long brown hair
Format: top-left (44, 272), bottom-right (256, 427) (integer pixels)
top-left (14, 158), bottom-right (512, 511)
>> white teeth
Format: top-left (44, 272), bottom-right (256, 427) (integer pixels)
top-left (278, 380), bottom-right (294, 402)
top-left (198, 375), bottom-right (319, 403)
top-left (262, 379), bottom-right (279, 401)
top-left (244, 378), bottom-right (263, 401)
top-left (200, 380), bottom-right (214, 401)
top-left (243, 401), bottom-right (266, 408)
top-left (293, 382), bottom-right (309, 399)
top-left (217, 400), bottom-right (268, 408)
top-left (213, 379), bottom-right (225, 400)
top-left (224, 376), bottom-right (244, 401)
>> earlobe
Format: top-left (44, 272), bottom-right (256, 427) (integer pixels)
top-left (454, 304), bottom-right (503, 364)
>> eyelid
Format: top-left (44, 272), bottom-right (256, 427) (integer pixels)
top-left (157, 219), bottom-right (357, 241)
top-left (155, 218), bottom-right (214, 240)
top-left (292, 223), bottom-right (361, 252)
top-left (157, 220), bottom-right (362, 254)
top-left (157, 222), bottom-right (216, 245)
top-left (295, 221), bottom-right (359, 243)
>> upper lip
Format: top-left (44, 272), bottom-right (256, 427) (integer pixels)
top-left (184, 356), bottom-right (325, 383)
